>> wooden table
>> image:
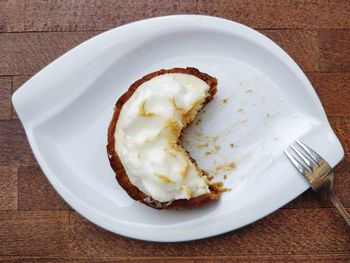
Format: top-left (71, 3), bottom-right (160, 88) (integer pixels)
top-left (0, 1), bottom-right (349, 262)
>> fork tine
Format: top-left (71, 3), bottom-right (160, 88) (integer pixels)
top-left (296, 140), bottom-right (321, 164)
top-left (290, 144), bottom-right (315, 171)
top-left (284, 149), bottom-right (308, 175)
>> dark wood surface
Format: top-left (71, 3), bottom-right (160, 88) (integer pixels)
top-left (0, 1), bottom-right (349, 262)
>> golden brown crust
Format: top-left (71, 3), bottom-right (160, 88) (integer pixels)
top-left (107, 67), bottom-right (220, 209)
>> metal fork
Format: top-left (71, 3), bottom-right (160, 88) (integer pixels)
top-left (284, 140), bottom-right (350, 226)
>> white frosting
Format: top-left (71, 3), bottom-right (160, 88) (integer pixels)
top-left (115, 73), bottom-right (211, 202)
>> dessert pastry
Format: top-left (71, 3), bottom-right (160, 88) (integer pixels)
top-left (107, 67), bottom-right (220, 209)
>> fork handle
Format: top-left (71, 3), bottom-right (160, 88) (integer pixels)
top-left (328, 190), bottom-right (350, 226)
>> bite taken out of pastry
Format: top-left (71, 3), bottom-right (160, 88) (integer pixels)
top-left (107, 67), bottom-right (220, 209)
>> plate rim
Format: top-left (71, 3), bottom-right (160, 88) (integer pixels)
top-left (12, 15), bottom-right (344, 242)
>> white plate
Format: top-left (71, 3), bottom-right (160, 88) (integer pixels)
top-left (12, 15), bottom-right (344, 242)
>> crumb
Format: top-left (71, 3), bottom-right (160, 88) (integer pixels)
top-left (216, 181), bottom-right (223, 187)
top-left (212, 136), bottom-right (219, 142)
top-left (194, 118), bottom-right (202, 125)
top-left (222, 98), bottom-right (228, 104)
top-left (266, 112), bottom-right (278, 118)
top-left (209, 182), bottom-right (221, 192)
top-left (237, 108), bottom-right (244, 112)
top-left (230, 143), bottom-right (235, 148)
top-left (196, 143), bottom-right (209, 148)
top-left (195, 130), bottom-right (203, 137)
top-left (210, 182), bottom-right (231, 193)
top-left (223, 174), bottom-right (227, 180)
top-left (181, 139), bottom-right (191, 146)
top-left (221, 187), bottom-right (232, 192)
top-left (245, 89), bottom-right (253, 93)
top-left (210, 181), bottom-right (232, 193)
top-left (214, 161), bottom-right (236, 172)
top-left (214, 145), bottom-right (221, 151)
top-left (204, 144), bottom-right (221, 156)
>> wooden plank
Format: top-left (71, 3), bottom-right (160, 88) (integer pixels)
top-left (321, 116), bottom-right (350, 204)
top-left (23, 0), bottom-right (350, 32)
top-left (0, 0), bottom-right (24, 32)
top-left (317, 30), bottom-right (350, 73)
top-left (0, 77), bottom-right (12, 120)
top-left (0, 255), bottom-right (350, 262)
top-left (0, 32), bottom-right (98, 75)
top-left (0, 120), bottom-right (36, 166)
top-left (0, 30), bottom-right (348, 76)
top-left (329, 116), bottom-right (350, 158)
top-left (0, 211), bottom-right (70, 256)
top-left (12, 76), bottom-right (31, 93)
top-left (308, 73), bottom-right (350, 116)
top-left (11, 76), bottom-right (32, 119)
top-left (197, 0), bottom-right (350, 30)
top-left (0, 166), bottom-right (17, 210)
top-left (69, 208), bottom-right (350, 257)
top-left (261, 29), bottom-right (350, 73)
top-left (18, 166), bottom-right (71, 211)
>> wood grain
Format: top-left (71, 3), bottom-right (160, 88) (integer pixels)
top-left (12, 76), bottom-right (31, 93)
top-left (0, 120), bottom-right (36, 166)
top-left (0, 0), bottom-right (24, 32)
top-left (196, 0), bottom-right (350, 30)
top-left (318, 30), bottom-right (350, 72)
top-left (11, 75), bottom-right (31, 119)
top-left (263, 29), bottom-right (321, 72)
top-left (68, 208), bottom-right (350, 257)
top-left (261, 29), bottom-right (350, 73)
top-left (0, 32), bottom-right (98, 75)
top-left (308, 73), bottom-right (350, 116)
top-left (18, 166), bottom-right (71, 211)
top-left (0, 256), bottom-right (350, 262)
top-left (3, 209), bottom-right (345, 258)
top-left (0, 166), bottom-right (17, 210)
top-left (0, 77), bottom-right (12, 120)
top-left (329, 116), bottom-right (350, 158)
top-left (23, 0), bottom-right (350, 32)
top-left (0, 211), bottom-right (70, 256)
